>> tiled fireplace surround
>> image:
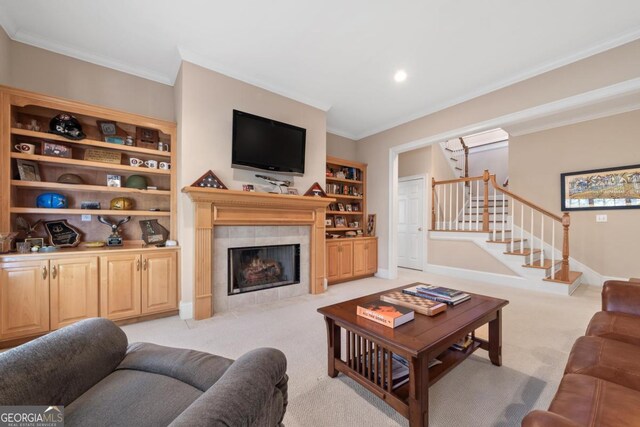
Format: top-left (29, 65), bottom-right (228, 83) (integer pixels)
top-left (213, 225), bottom-right (310, 312)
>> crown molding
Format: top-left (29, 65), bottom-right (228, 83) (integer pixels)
top-left (355, 27), bottom-right (640, 140)
top-left (0, 10), bottom-right (17, 38)
top-left (178, 47), bottom-right (332, 112)
top-left (8, 28), bottom-right (174, 85)
top-left (326, 127), bottom-right (358, 140)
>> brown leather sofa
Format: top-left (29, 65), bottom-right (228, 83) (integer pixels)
top-left (522, 279), bottom-right (640, 427)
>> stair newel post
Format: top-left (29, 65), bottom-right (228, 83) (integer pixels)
top-left (459, 137), bottom-right (469, 183)
top-left (431, 178), bottom-right (436, 230)
top-left (561, 213), bottom-right (571, 282)
top-left (482, 170), bottom-right (490, 232)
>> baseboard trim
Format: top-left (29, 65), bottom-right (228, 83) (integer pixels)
top-left (375, 268), bottom-right (394, 279)
top-left (179, 301), bottom-right (193, 320)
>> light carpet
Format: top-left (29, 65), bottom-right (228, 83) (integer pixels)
top-left (121, 269), bottom-right (601, 426)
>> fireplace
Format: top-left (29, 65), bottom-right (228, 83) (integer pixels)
top-left (228, 244), bottom-right (301, 295)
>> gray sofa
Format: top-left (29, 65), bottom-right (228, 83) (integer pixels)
top-left (0, 318), bottom-right (288, 427)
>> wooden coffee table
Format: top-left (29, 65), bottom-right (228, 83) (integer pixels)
top-left (317, 284), bottom-right (509, 427)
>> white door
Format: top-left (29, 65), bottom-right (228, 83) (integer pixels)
top-left (398, 177), bottom-right (425, 270)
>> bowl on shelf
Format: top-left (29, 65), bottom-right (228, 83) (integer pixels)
top-left (83, 241), bottom-right (105, 248)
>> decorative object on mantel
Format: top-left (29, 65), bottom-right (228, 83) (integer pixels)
top-left (191, 170), bottom-right (228, 189)
top-left (139, 219), bottom-right (169, 246)
top-left (242, 184), bottom-right (255, 192)
top-left (44, 220), bottom-right (81, 247)
top-left (304, 182), bottom-right (328, 197)
top-left (98, 216), bottom-right (131, 246)
top-left (255, 174), bottom-right (291, 193)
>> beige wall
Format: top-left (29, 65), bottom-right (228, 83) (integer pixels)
top-left (357, 39), bottom-right (640, 271)
top-left (327, 132), bottom-right (358, 161)
top-left (510, 110), bottom-right (640, 278)
top-left (399, 146), bottom-right (431, 178)
top-left (0, 27), bottom-right (10, 85)
top-left (177, 61), bottom-right (327, 304)
top-left (428, 240), bottom-right (516, 276)
top-left (9, 40), bottom-right (174, 121)
top-left (468, 145), bottom-right (509, 186)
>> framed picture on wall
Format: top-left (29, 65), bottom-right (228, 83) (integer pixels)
top-left (560, 164), bottom-right (640, 211)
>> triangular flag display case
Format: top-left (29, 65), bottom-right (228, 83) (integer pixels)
top-left (304, 182), bottom-right (328, 197)
top-left (191, 170), bottom-right (228, 189)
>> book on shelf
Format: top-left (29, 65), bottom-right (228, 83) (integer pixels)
top-left (356, 299), bottom-right (414, 328)
top-left (358, 352), bottom-right (441, 389)
top-left (450, 334), bottom-right (474, 351)
top-left (380, 291), bottom-right (447, 316)
top-left (402, 284), bottom-right (471, 306)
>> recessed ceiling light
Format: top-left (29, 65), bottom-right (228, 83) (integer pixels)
top-left (394, 70), bottom-right (407, 83)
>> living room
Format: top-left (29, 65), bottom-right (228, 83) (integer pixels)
top-left (1, 2), bottom-right (640, 426)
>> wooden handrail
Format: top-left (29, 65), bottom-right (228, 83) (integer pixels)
top-left (433, 175), bottom-right (484, 185)
top-left (489, 175), bottom-right (562, 222)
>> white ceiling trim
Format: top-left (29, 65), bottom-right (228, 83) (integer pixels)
top-left (325, 126), bottom-right (356, 140)
top-left (178, 47), bottom-right (332, 113)
top-left (506, 102), bottom-right (640, 137)
top-left (391, 76), bottom-right (640, 155)
top-left (353, 26), bottom-right (640, 141)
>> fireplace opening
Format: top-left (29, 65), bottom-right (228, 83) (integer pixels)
top-left (228, 244), bottom-right (300, 295)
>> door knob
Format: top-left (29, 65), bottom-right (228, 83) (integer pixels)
top-left (418, 227), bottom-right (423, 231)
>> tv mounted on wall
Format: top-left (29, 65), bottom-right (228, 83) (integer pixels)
top-left (232, 110), bottom-right (306, 176)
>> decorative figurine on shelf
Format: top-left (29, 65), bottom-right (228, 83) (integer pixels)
top-left (36, 193), bottom-right (68, 208)
top-left (15, 217), bottom-right (42, 238)
top-left (44, 220), bottom-right (81, 247)
top-left (98, 216), bottom-right (131, 246)
top-left (255, 174), bottom-right (291, 193)
top-left (139, 219), bottom-right (169, 246)
top-left (49, 113), bottom-right (86, 140)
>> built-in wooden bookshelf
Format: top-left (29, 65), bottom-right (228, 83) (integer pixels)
top-left (325, 156), bottom-right (367, 238)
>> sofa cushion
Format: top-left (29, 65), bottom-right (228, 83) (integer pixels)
top-left (65, 369), bottom-right (202, 427)
top-left (586, 311), bottom-right (640, 346)
top-left (0, 318), bottom-right (127, 406)
top-left (565, 336), bottom-right (640, 392)
top-left (118, 342), bottom-right (233, 391)
top-left (547, 374), bottom-right (640, 427)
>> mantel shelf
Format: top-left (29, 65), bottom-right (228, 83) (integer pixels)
top-left (182, 187), bottom-right (335, 209)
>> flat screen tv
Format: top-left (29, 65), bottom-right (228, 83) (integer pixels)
top-left (232, 110), bottom-right (306, 176)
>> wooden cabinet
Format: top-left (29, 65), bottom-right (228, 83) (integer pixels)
top-left (100, 254), bottom-right (142, 321)
top-left (142, 251), bottom-right (178, 314)
top-left (0, 260), bottom-right (49, 339)
top-left (326, 237), bottom-right (378, 284)
top-left (100, 250), bottom-right (179, 321)
top-left (50, 257), bottom-right (98, 330)
top-left (365, 238), bottom-right (378, 275)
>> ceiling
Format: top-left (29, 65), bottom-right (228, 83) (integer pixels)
top-left (1, 1), bottom-right (640, 140)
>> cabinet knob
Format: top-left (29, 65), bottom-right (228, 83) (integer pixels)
top-left (51, 265), bottom-right (57, 279)
top-left (42, 266), bottom-right (47, 280)
top-left (136, 259), bottom-right (141, 271)
top-left (143, 259), bottom-right (148, 270)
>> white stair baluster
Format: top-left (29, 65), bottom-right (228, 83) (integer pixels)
top-left (462, 181), bottom-right (466, 230)
top-left (540, 213), bottom-right (545, 267)
top-left (510, 198), bottom-right (515, 253)
top-left (443, 184), bottom-right (447, 231)
top-left (476, 180), bottom-right (480, 231)
top-left (520, 204), bottom-right (524, 253)
top-left (492, 186), bottom-right (497, 241)
top-left (501, 191), bottom-right (506, 242)
top-left (449, 183), bottom-right (453, 230)
top-left (551, 221), bottom-right (556, 279)
top-left (436, 186), bottom-right (440, 230)
top-left (530, 209), bottom-right (534, 265)
top-left (455, 182), bottom-right (459, 230)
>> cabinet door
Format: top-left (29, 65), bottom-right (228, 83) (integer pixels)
top-left (100, 254), bottom-right (141, 320)
top-left (50, 257), bottom-right (98, 330)
top-left (353, 240), bottom-right (367, 276)
top-left (365, 239), bottom-right (378, 275)
top-left (0, 260), bottom-right (49, 339)
top-left (338, 241), bottom-right (354, 279)
top-left (326, 241), bottom-right (341, 283)
top-left (142, 251), bottom-right (178, 314)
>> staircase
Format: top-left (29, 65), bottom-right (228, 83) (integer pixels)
top-left (442, 138), bottom-right (468, 179)
top-left (431, 171), bottom-right (583, 295)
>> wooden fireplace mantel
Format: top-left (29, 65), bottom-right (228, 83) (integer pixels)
top-left (182, 187), bottom-right (334, 320)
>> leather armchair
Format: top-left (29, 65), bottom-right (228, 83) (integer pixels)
top-left (602, 279), bottom-right (640, 315)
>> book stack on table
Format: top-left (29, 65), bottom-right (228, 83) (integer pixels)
top-left (402, 283), bottom-right (471, 306)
